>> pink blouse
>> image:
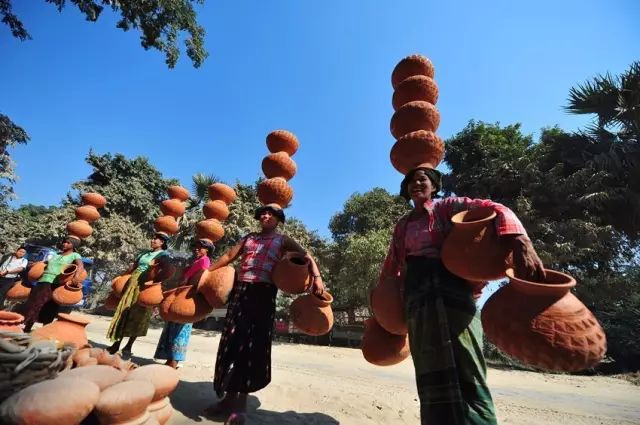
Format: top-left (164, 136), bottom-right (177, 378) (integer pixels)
top-left (238, 233), bottom-right (284, 283)
top-left (183, 255), bottom-right (211, 281)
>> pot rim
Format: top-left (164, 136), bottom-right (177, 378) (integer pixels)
top-left (0, 310), bottom-right (24, 323)
top-left (506, 268), bottom-right (576, 297)
top-left (58, 312), bottom-right (91, 325)
top-left (312, 291), bottom-right (333, 305)
top-left (450, 207), bottom-right (497, 226)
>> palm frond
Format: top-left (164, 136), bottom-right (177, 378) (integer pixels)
top-left (190, 172), bottom-right (219, 206)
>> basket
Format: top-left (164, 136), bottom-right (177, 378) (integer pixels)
top-left (0, 331), bottom-right (74, 402)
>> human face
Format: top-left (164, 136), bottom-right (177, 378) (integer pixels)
top-left (194, 245), bottom-right (208, 258)
top-left (61, 239), bottom-right (74, 251)
top-left (259, 210), bottom-right (279, 231)
top-left (14, 248), bottom-right (26, 258)
top-left (150, 237), bottom-right (164, 250)
top-left (407, 170), bottom-right (434, 204)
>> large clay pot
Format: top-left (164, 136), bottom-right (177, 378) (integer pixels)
top-left (154, 215), bottom-right (178, 235)
top-left (67, 220), bottom-right (93, 239)
top-left (390, 130), bottom-right (445, 174)
top-left (159, 199), bottom-right (185, 218)
top-left (361, 317), bottom-right (410, 366)
top-left (5, 280), bottom-right (31, 301)
top-left (58, 264), bottom-right (79, 285)
top-left (0, 378), bottom-right (100, 425)
top-left (257, 177), bottom-right (293, 207)
top-left (167, 185), bottom-right (190, 202)
top-left (290, 292), bottom-right (334, 336)
top-left (392, 75), bottom-right (439, 111)
top-left (138, 282), bottom-right (164, 307)
top-left (94, 380), bottom-right (155, 424)
top-left (0, 310), bottom-right (24, 332)
top-left (75, 205), bottom-right (101, 222)
top-left (52, 282), bottom-right (83, 306)
top-left (441, 207), bottom-right (512, 281)
top-left (202, 200), bottom-right (230, 221)
top-left (271, 253), bottom-right (311, 294)
top-left (207, 183), bottom-right (237, 205)
top-left (482, 269), bottom-right (607, 372)
top-left (196, 266), bottom-right (235, 308)
top-left (125, 364), bottom-right (180, 402)
top-left (112, 274), bottom-right (132, 297)
top-left (390, 100), bottom-right (440, 140)
top-left (262, 152), bottom-right (297, 180)
top-left (147, 397), bottom-right (173, 425)
top-left (104, 292), bottom-right (120, 310)
top-left (160, 286), bottom-right (212, 324)
top-left (266, 129), bottom-right (299, 156)
top-left (27, 261), bottom-right (47, 282)
top-left (195, 218), bottom-right (225, 242)
top-left (159, 288), bottom-right (177, 318)
top-left (82, 192), bottom-right (107, 209)
top-left (144, 259), bottom-right (175, 283)
top-left (31, 312), bottom-right (91, 348)
top-left (391, 54), bottom-right (435, 89)
top-left (72, 267), bottom-right (88, 285)
top-left (58, 365), bottom-right (126, 391)
top-left (370, 276), bottom-right (407, 335)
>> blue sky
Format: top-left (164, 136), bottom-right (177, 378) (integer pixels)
top-left (3, 0), bottom-right (639, 237)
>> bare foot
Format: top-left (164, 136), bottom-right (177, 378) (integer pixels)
top-left (225, 412), bottom-right (246, 425)
top-left (203, 396), bottom-right (234, 417)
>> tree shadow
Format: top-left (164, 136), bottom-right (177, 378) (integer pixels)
top-left (171, 380), bottom-right (340, 424)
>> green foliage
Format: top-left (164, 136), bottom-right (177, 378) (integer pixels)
top-left (0, 114), bottom-right (29, 205)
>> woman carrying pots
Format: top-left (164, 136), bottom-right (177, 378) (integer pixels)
top-left (380, 167), bottom-right (545, 425)
top-left (22, 236), bottom-right (84, 332)
top-left (154, 238), bottom-right (214, 368)
top-left (106, 232), bottom-right (171, 355)
top-left (204, 204), bottom-right (324, 424)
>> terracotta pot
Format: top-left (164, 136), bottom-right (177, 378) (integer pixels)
top-left (361, 317), bottom-right (410, 366)
top-left (5, 280), bottom-right (32, 301)
top-left (96, 350), bottom-right (115, 365)
top-left (391, 54), bottom-right (435, 89)
top-left (167, 185), bottom-right (190, 202)
top-left (52, 283), bottom-right (84, 306)
top-left (370, 276), bottom-right (407, 335)
top-left (138, 282), bottom-right (164, 307)
top-left (271, 253), bottom-right (311, 294)
top-left (125, 364), bottom-right (181, 402)
top-left (95, 380), bottom-right (155, 424)
top-left (160, 285), bottom-right (212, 324)
top-left (112, 274), bottom-right (132, 297)
top-left (78, 357), bottom-right (99, 367)
top-left (147, 397), bottom-right (173, 425)
top-left (144, 259), bottom-right (175, 283)
top-left (159, 288), bottom-right (178, 318)
top-left (75, 205), bottom-right (101, 223)
top-left (441, 207), bottom-right (512, 281)
top-left (31, 312), bottom-right (91, 348)
top-left (390, 100), bottom-right (441, 140)
top-left (202, 200), bottom-right (230, 221)
top-left (195, 218), bottom-right (225, 242)
top-left (262, 152), bottom-right (297, 180)
top-left (196, 266), bottom-right (234, 307)
top-left (207, 183), bottom-right (237, 205)
top-left (290, 292), bottom-right (334, 336)
top-left (72, 267), bottom-right (88, 285)
top-left (103, 292), bottom-right (120, 311)
top-left (0, 310), bottom-right (24, 332)
top-left (392, 75), bottom-right (439, 111)
top-left (390, 130), bottom-right (445, 174)
top-left (67, 220), bottom-right (93, 239)
top-left (482, 269), bottom-right (607, 372)
top-left (58, 365), bottom-right (126, 390)
top-left (0, 377), bottom-right (100, 425)
top-left (154, 215), bottom-right (178, 235)
top-left (72, 347), bottom-right (92, 365)
top-left (57, 264), bottom-right (79, 285)
top-left (82, 192), bottom-right (107, 209)
top-left (266, 129), bottom-right (299, 156)
top-left (27, 261), bottom-right (46, 282)
top-left (257, 177), bottom-right (293, 208)
top-left (159, 199), bottom-right (185, 218)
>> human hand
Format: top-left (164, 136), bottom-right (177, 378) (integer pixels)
top-left (508, 235), bottom-right (546, 282)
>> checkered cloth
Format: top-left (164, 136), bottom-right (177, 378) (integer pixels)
top-left (238, 233), bottom-right (285, 283)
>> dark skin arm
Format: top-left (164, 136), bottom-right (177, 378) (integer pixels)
top-left (208, 238), bottom-right (246, 272)
top-left (282, 236), bottom-right (325, 296)
top-left (502, 234), bottom-right (546, 282)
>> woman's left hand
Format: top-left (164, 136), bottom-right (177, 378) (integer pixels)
top-left (508, 235), bottom-right (546, 282)
top-left (310, 276), bottom-right (325, 296)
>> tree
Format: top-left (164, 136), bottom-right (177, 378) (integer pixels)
top-left (0, 114), bottom-right (29, 205)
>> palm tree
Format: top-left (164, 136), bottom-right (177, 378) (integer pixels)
top-left (172, 173), bottom-right (219, 251)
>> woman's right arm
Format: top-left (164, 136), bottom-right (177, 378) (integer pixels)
top-left (208, 238), bottom-right (246, 271)
top-left (378, 221), bottom-right (403, 284)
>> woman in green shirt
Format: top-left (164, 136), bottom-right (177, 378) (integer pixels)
top-left (106, 232), bottom-right (171, 355)
top-left (23, 235), bottom-right (84, 332)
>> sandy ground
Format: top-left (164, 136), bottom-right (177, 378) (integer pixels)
top-left (82, 315), bottom-right (640, 425)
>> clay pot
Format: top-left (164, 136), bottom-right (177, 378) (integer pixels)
top-left (96, 350), bottom-right (115, 365)
top-left (389, 130), bottom-right (445, 174)
top-left (112, 274), bottom-right (132, 297)
top-left (202, 200), bottom-right (230, 221)
top-left (262, 152), bottom-right (297, 180)
top-left (144, 259), bottom-right (175, 283)
top-left (196, 266), bottom-right (235, 308)
top-left (72, 347), bottom-right (92, 365)
top-left (159, 285), bottom-right (212, 324)
top-left (78, 357), bottom-right (99, 367)
top-left (290, 292), bottom-right (334, 336)
top-left (370, 276), bottom-right (407, 335)
top-left (75, 205), bottom-right (101, 223)
top-left (361, 317), bottom-right (410, 366)
top-left (5, 280), bottom-right (31, 301)
top-left (159, 199), bottom-right (185, 218)
top-left (0, 310), bottom-right (24, 332)
top-left (67, 220), bottom-right (93, 239)
top-left (57, 264), bottom-right (79, 285)
top-left (167, 185), bottom-right (190, 202)
top-left (266, 130), bottom-right (299, 156)
top-left (207, 183), bottom-right (237, 205)
top-left (72, 267), bottom-right (88, 285)
top-left (82, 192), bottom-right (107, 209)
top-left (138, 282), bottom-right (164, 307)
top-left (103, 292), bottom-right (120, 310)
top-left (125, 364), bottom-right (180, 402)
top-left (390, 100), bottom-right (441, 139)
top-left (391, 54), bottom-right (435, 89)
top-left (392, 75), bottom-right (439, 111)
top-left (482, 269), bottom-right (607, 372)
top-left (154, 215), bottom-right (178, 235)
top-left (27, 261), bottom-right (47, 282)
top-left (271, 253), bottom-right (311, 294)
top-left (95, 380), bottom-right (155, 424)
top-left (441, 207), bottom-right (512, 281)
top-left (52, 282), bottom-right (84, 306)
top-left (0, 377), bottom-right (100, 425)
top-left (257, 177), bottom-right (293, 207)
top-left (31, 312), bottom-right (91, 348)
top-left (147, 397), bottom-right (173, 425)
top-left (195, 218), bottom-right (225, 242)
top-left (58, 365), bottom-right (126, 390)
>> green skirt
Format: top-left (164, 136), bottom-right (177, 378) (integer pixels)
top-left (106, 269), bottom-right (151, 341)
top-left (404, 256), bottom-right (497, 425)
